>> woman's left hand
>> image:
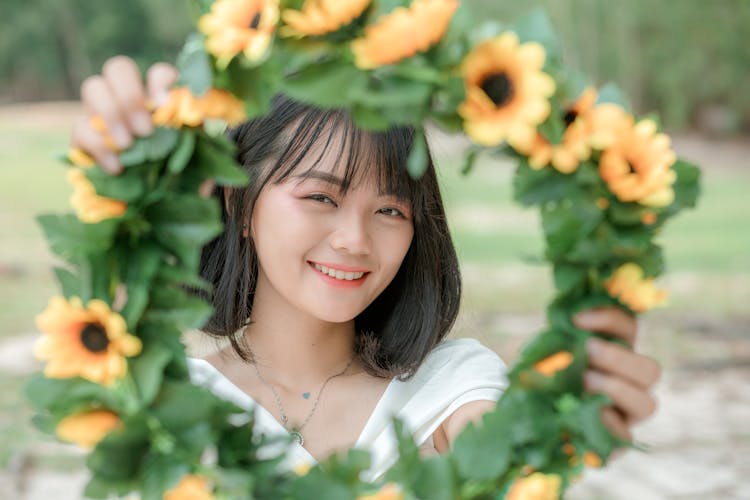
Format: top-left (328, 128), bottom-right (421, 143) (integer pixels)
top-left (573, 307), bottom-right (661, 442)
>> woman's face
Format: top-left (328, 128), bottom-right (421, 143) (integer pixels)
top-left (249, 131), bottom-right (414, 324)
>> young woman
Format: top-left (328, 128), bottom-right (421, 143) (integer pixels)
top-left (71, 56), bottom-right (661, 481)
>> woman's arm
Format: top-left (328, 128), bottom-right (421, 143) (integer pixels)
top-left (436, 306), bottom-right (661, 452)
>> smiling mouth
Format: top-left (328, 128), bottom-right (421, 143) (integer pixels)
top-left (309, 262), bottom-right (369, 281)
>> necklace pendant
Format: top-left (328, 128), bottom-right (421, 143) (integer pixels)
top-left (290, 429), bottom-right (304, 446)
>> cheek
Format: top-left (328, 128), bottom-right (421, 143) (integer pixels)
top-left (378, 224), bottom-right (414, 276)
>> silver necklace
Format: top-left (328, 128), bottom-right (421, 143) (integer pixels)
top-left (250, 354), bottom-right (354, 446)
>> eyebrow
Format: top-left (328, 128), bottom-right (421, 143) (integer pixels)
top-left (294, 171), bottom-right (345, 188)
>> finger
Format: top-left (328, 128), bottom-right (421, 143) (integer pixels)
top-left (146, 63), bottom-right (180, 108)
top-left (573, 307), bottom-right (637, 347)
top-left (71, 115), bottom-right (122, 174)
top-left (79, 75), bottom-right (131, 150)
top-left (102, 56), bottom-right (152, 137)
top-left (584, 370), bottom-right (657, 424)
top-left (586, 337), bottom-right (661, 389)
top-left (600, 406), bottom-right (632, 442)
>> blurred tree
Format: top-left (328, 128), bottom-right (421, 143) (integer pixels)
top-left (0, 0), bottom-right (192, 102)
top-left (0, 0), bottom-right (747, 132)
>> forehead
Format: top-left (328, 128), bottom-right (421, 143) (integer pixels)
top-left (276, 116), bottom-right (412, 200)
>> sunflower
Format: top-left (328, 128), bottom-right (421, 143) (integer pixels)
top-left (351, 0), bottom-right (458, 69)
top-left (604, 263), bottom-right (668, 313)
top-left (34, 296), bottom-right (142, 386)
top-left (506, 472), bottom-right (562, 500)
top-left (67, 147), bottom-right (96, 168)
top-left (67, 169), bottom-right (127, 223)
top-left (164, 474), bottom-right (214, 500)
top-left (582, 451), bottom-right (602, 468)
top-left (153, 87), bottom-right (247, 128)
top-left (533, 351), bottom-right (573, 377)
top-left (281, 0), bottom-right (371, 38)
top-left (522, 87), bottom-right (597, 174)
top-left (458, 32), bottom-right (556, 149)
top-left (357, 482), bottom-right (404, 500)
top-left (598, 118), bottom-right (677, 207)
top-left (198, 0), bottom-right (280, 68)
top-left (56, 409), bottom-right (121, 449)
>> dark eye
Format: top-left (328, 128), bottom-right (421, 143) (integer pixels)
top-left (307, 194), bottom-right (337, 206)
top-left (378, 207), bottom-right (406, 218)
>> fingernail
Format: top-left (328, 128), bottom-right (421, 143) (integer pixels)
top-left (132, 111), bottom-right (154, 136)
top-left (110, 123), bottom-right (131, 149)
top-left (100, 154), bottom-right (122, 174)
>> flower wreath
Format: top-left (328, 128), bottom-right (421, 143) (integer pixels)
top-left (27, 1), bottom-right (701, 499)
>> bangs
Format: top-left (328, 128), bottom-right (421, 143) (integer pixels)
top-left (268, 107), bottom-right (420, 205)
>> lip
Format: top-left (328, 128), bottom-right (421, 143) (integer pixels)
top-left (309, 261), bottom-right (370, 273)
top-left (308, 261), bottom-right (370, 288)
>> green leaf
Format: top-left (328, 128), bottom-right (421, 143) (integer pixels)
top-left (542, 198), bottom-right (603, 259)
top-left (130, 342), bottom-right (173, 406)
top-left (513, 159), bottom-right (575, 206)
top-left (412, 455), bottom-right (454, 500)
top-left (53, 266), bottom-right (81, 297)
top-left (145, 194), bottom-right (223, 270)
top-left (553, 264), bottom-right (587, 295)
top-left (407, 129), bottom-right (428, 179)
top-left (119, 138), bottom-right (148, 166)
top-left (85, 166), bottom-right (146, 203)
top-left (460, 146), bottom-right (481, 176)
top-left (147, 127), bottom-right (181, 161)
top-left (176, 32), bottom-right (214, 96)
top-left (167, 131), bottom-right (197, 174)
top-left (351, 104), bottom-right (392, 131)
top-left (289, 467), bottom-right (352, 500)
top-left (282, 59), bottom-right (368, 108)
top-left (120, 241), bottom-right (164, 328)
top-left (25, 374), bottom-right (116, 414)
top-left (152, 381), bottom-right (222, 430)
top-left (83, 476), bottom-right (137, 500)
top-left (145, 285), bottom-right (214, 332)
top-left (193, 136), bottom-right (249, 186)
top-left (513, 8), bottom-right (562, 65)
top-left (155, 263), bottom-right (213, 292)
top-left (597, 82), bottom-right (631, 111)
top-left (141, 454), bottom-right (190, 500)
top-left (671, 159), bottom-right (701, 209)
top-left (37, 214), bottom-right (119, 261)
top-left (87, 416), bottom-right (150, 482)
top-left (451, 408), bottom-right (512, 481)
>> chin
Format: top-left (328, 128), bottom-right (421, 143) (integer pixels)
top-left (306, 302), bottom-right (365, 325)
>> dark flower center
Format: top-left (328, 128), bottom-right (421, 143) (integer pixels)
top-left (480, 72), bottom-right (514, 107)
top-left (249, 12), bottom-right (262, 29)
top-left (563, 109), bottom-right (578, 128)
top-left (81, 323), bottom-right (109, 353)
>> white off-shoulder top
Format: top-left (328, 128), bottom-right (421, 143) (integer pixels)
top-left (187, 337), bottom-right (508, 482)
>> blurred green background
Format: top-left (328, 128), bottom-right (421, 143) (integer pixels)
top-left (1, 1), bottom-right (748, 499)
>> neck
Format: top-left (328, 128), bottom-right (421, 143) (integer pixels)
top-left (243, 280), bottom-right (359, 388)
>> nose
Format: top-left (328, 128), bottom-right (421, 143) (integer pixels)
top-left (329, 211), bottom-right (372, 256)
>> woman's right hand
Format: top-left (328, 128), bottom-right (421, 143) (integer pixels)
top-left (71, 56), bottom-right (179, 174)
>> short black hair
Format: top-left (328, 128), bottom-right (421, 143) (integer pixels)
top-left (199, 95), bottom-right (461, 380)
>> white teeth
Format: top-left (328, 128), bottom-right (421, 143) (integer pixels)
top-left (313, 263), bottom-right (365, 281)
